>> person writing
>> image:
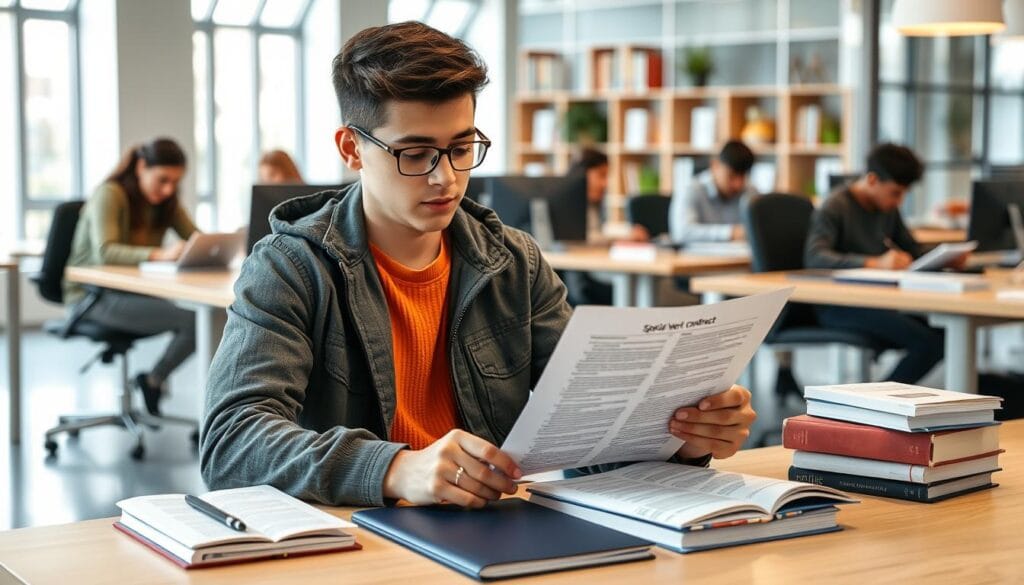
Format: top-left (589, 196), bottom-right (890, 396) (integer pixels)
top-left (64, 137), bottom-right (198, 416)
top-left (201, 22), bottom-right (756, 508)
top-left (257, 149), bottom-right (305, 184)
top-left (805, 143), bottom-right (943, 384)
top-left (668, 140), bottom-right (758, 243)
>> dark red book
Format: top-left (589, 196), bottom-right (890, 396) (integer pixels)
top-left (782, 414), bottom-right (1000, 466)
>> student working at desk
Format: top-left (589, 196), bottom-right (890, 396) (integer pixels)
top-left (805, 143), bottom-right (946, 384)
top-left (64, 138), bottom-right (198, 417)
top-left (668, 140), bottom-right (759, 243)
top-left (201, 22), bottom-right (756, 508)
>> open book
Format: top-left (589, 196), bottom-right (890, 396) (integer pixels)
top-left (526, 462), bottom-right (857, 553)
top-left (114, 485), bottom-right (359, 568)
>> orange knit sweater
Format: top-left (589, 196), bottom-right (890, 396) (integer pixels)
top-left (370, 236), bottom-right (459, 450)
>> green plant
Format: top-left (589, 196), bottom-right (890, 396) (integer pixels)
top-left (638, 166), bottom-right (660, 194)
top-left (563, 103), bottom-right (607, 144)
top-left (682, 47), bottom-right (714, 86)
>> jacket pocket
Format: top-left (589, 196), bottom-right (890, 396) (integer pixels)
top-left (465, 316), bottom-right (532, 379)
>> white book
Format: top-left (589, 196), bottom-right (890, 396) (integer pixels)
top-left (804, 382), bottom-right (1002, 416)
top-left (526, 462), bottom-right (855, 553)
top-left (997, 288), bottom-right (1024, 301)
top-left (690, 106), bottom-right (717, 149)
top-left (792, 451), bottom-right (1001, 484)
top-left (898, 273), bottom-right (990, 293)
top-left (623, 107), bottom-right (650, 149)
top-left (749, 161), bottom-right (777, 193)
top-left (115, 485), bottom-right (357, 568)
top-left (672, 157), bottom-right (695, 200)
top-left (531, 109), bottom-right (557, 150)
top-left (798, 104), bottom-right (821, 145)
top-left (907, 241), bottom-right (979, 271)
top-left (632, 51), bottom-right (648, 92)
top-left (806, 399), bottom-right (995, 432)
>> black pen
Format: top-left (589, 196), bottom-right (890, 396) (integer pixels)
top-left (185, 494), bottom-right (247, 532)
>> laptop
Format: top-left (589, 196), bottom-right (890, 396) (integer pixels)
top-left (139, 231), bottom-right (244, 274)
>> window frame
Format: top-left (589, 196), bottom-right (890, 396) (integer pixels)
top-left (4, 0), bottom-right (83, 241)
top-left (192, 0), bottom-right (315, 229)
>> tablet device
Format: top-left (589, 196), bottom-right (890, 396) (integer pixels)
top-left (908, 241), bottom-right (978, 272)
top-left (139, 231), bottom-right (243, 273)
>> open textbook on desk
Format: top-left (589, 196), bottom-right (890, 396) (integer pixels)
top-left (114, 485), bottom-right (359, 568)
top-left (527, 462), bottom-right (856, 552)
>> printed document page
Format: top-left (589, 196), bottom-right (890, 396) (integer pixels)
top-left (502, 288), bottom-right (792, 474)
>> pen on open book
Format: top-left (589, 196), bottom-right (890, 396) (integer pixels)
top-left (185, 494), bottom-right (247, 532)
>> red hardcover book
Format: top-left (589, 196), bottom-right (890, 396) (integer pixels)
top-left (782, 414), bottom-right (1000, 466)
top-left (114, 521), bottom-right (361, 569)
top-left (646, 51), bottom-right (663, 89)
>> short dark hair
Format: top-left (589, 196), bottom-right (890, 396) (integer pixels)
top-left (866, 143), bottom-right (924, 187)
top-left (718, 140), bottom-right (755, 174)
top-left (569, 148), bottom-right (608, 174)
top-left (331, 21), bottom-right (489, 130)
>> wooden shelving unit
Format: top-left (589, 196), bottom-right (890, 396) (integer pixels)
top-left (513, 47), bottom-right (853, 219)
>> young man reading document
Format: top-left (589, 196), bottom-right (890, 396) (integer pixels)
top-left (201, 22), bottom-right (757, 508)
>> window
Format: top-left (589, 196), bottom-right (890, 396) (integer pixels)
top-left (876, 0), bottom-right (1024, 219)
top-left (1, 0), bottom-right (82, 246)
top-left (192, 0), bottom-right (312, 231)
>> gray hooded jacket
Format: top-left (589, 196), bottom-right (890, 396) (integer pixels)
top-left (200, 183), bottom-right (572, 506)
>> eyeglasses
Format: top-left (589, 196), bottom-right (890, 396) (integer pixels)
top-left (348, 125), bottom-right (491, 177)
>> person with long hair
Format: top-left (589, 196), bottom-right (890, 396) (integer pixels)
top-left (258, 149), bottom-right (304, 184)
top-left (64, 137), bottom-right (199, 416)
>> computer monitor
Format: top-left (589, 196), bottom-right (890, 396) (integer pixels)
top-left (486, 174), bottom-right (588, 247)
top-left (968, 180), bottom-right (1024, 252)
top-left (247, 183), bottom-right (349, 253)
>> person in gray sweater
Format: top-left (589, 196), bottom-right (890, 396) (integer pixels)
top-left (668, 140), bottom-right (759, 243)
top-left (805, 143), bottom-right (943, 384)
top-left (200, 22), bottom-right (758, 508)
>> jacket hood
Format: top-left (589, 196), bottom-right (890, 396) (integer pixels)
top-left (267, 181), bottom-right (512, 271)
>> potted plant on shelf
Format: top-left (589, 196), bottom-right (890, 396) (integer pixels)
top-left (682, 47), bottom-right (714, 87)
top-left (564, 103), bottom-right (608, 145)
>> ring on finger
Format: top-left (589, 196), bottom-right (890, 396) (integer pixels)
top-left (454, 465), bottom-right (466, 487)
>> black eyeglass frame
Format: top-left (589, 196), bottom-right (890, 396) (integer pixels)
top-left (348, 124), bottom-right (492, 177)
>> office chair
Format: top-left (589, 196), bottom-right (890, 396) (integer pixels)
top-left (33, 201), bottom-right (198, 460)
top-left (627, 194), bottom-right (671, 239)
top-left (744, 193), bottom-right (888, 446)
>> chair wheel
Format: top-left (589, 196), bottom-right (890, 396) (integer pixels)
top-left (130, 444), bottom-right (145, 460)
top-left (45, 439), bottom-right (59, 456)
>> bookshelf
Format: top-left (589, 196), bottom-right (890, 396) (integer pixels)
top-left (513, 68), bottom-right (853, 219)
top-left (515, 0), bottom-right (853, 220)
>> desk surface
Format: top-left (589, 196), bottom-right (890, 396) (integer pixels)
top-left (691, 270), bottom-right (1024, 320)
top-left (543, 246), bottom-right (749, 276)
top-left (64, 266), bottom-right (237, 308)
top-left (1, 420), bottom-right (1020, 584)
top-left (911, 227), bottom-right (967, 246)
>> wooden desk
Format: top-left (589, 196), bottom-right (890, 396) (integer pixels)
top-left (911, 227), bottom-right (967, 246)
top-left (2, 257), bottom-right (21, 445)
top-left (691, 271), bottom-right (1024, 394)
top-left (64, 266), bottom-right (237, 415)
top-left (1, 419), bottom-right (1020, 584)
top-left (543, 246), bottom-right (749, 307)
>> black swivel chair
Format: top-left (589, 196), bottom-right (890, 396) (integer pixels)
top-left (744, 193), bottom-right (887, 445)
top-left (627, 195), bottom-right (671, 239)
top-left (33, 201), bottom-right (198, 460)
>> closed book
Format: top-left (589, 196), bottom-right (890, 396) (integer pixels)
top-left (791, 450), bottom-right (1002, 484)
top-left (789, 467), bottom-right (997, 503)
top-left (352, 498), bottom-right (653, 581)
top-left (782, 415), bottom-right (1001, 465)
top-left (806, 399), bottom-right (995, 432)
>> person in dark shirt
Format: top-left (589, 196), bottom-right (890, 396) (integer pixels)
top-left (804, 143), bottom-right (942, 384)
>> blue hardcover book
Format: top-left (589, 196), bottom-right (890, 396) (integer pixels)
top-left (788, 466), bottom-right (998, 503)
top-left (351, 498), bottom-right (653, 580)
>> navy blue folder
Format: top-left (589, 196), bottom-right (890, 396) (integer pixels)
top-left (352, 497), bottom-right (653, 580)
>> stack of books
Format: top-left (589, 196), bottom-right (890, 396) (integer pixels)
top-left (785, 382), bottom-right (1003, 502)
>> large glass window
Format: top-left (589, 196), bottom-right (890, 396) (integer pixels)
top-left (2, 1), bottom-right (82, 246)
top-left (876, 0), bottom-right (1024, 219)
top-left (192, 0), bottom-right (312, 231)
